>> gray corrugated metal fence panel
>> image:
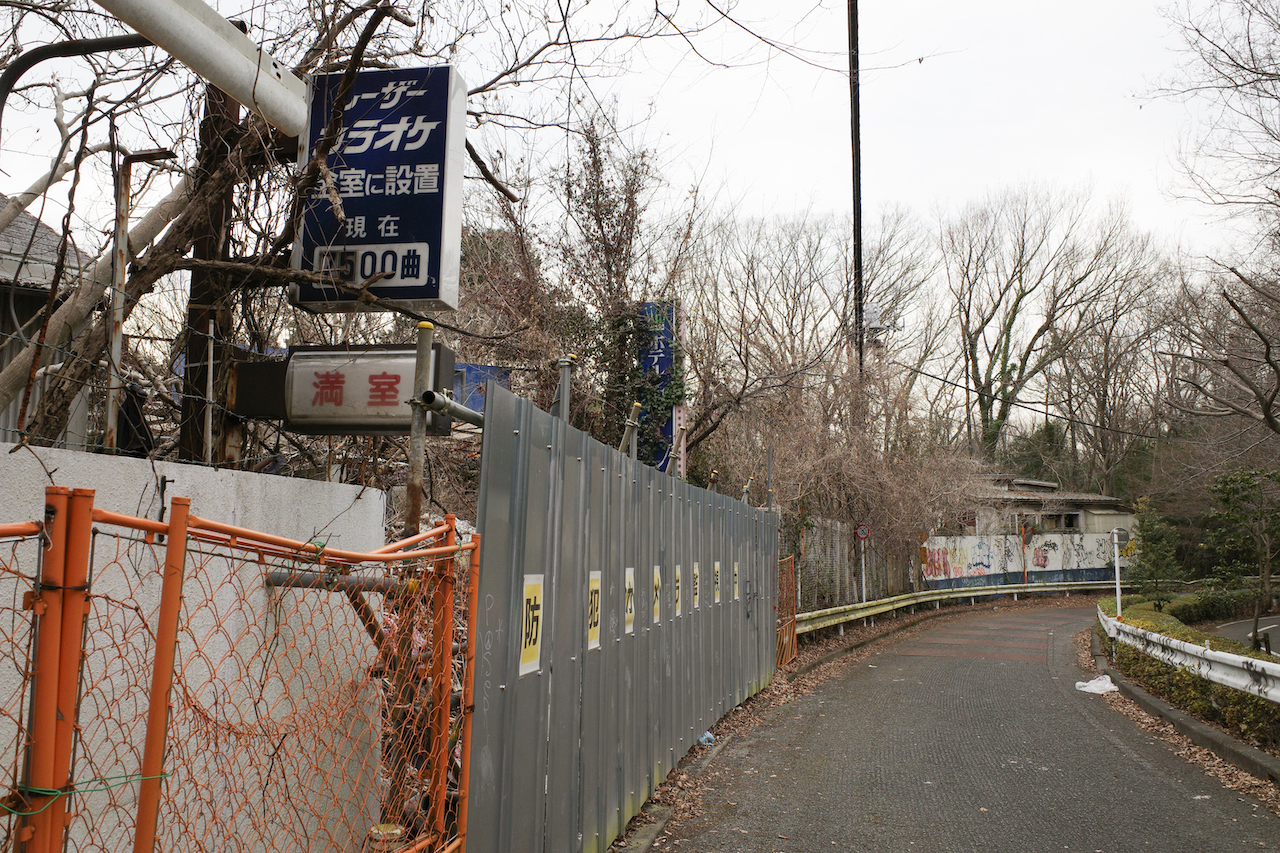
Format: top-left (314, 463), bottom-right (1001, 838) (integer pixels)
top-left (470, 384), bottom-right (779, 853)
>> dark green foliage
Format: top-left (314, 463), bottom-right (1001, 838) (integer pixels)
top-left (1112, 643), bottom-right (1280, 749)
top-left (1130, 497), bottom-right (1184, 611)
top-left (1000, 422), bottom-right (1077, 488)
top-left (1208, 468), bottom-right (1280, 612)
top-left (557, 121), bottom-right (687, 460)
top-left (1165, 589), bottom-right (1258, 624)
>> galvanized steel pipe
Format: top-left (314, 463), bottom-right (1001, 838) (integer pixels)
top-left (421, 389), bottom-right (484, 428)
top-left (92, 0), bottom-right (308, 135)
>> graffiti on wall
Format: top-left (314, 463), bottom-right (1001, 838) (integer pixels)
top-left (921, 533), bottom-right (1124, 582)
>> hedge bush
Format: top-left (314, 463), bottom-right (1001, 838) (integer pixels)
top-left (1165, 589), bottom-right (1258, 625)
top-left (1096, 596), bottom-right (1280, 752)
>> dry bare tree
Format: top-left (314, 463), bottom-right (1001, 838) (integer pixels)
top-left (0, 0), bottom-right (782, 454)
top-left (940, 188), bottom-right (1159, 459)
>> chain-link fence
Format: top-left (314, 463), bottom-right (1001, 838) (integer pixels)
top-left (776, 555), bottom-right (796, 667)
top-left (797, 518), bottom-right (914, 612)
top-left (2, 486), bottom-right (479, 853)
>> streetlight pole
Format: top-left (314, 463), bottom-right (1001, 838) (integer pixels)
top-left (1112, 527), bottom-right (1129, 619)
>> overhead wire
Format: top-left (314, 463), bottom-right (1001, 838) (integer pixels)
top-left (886, 358), bottom-right (1223, 445)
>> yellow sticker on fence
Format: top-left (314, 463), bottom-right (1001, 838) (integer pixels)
top-left (624, 567), bottom-right (635, 635)
top-left (714, 561), bottom-right (721, 604)
top-left (693, 562), bottom-right (700, 609)
top-left (587, 571), bottom-right (602, 650)
top-left (675, 565), bottom-right (682, 616)
top-left (652, 566), bottom-right (662, 624)
top-left (520, 574), bottom-right (544, 675)
top-left (734, 561), bottom-right (739, 600)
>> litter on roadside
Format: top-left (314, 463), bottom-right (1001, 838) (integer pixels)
top-left (1075, 674), bottom-right (1118, 694)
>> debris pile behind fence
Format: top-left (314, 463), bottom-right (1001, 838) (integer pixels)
top-left (1, 486), bottom-right (479, 853)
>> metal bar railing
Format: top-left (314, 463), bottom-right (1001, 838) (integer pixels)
top-left (1098, 606), bottom-right (1280, 704)
top-left (796, 581), bottom-right (1130, 635)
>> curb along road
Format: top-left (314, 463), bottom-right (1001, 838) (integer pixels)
top-left (1092, 628), bottom-right (1280, 785)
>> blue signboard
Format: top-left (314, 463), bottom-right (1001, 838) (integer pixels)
top-left (290, 65), bottom-right (466, 313)
top-left (639, 301), bottom-right (685, 473)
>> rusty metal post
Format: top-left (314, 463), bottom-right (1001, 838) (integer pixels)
top-left (21, 486), bottom-right (70, 853)
top-left (133, 496), bottom-right (190, 853)
top-left (105, 149), bottom-right (173, 453)
top-left (44, 489), bottom-right (95, 850)
top-left (404, 321), bottom-right (434, 537)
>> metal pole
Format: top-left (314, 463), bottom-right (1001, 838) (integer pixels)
top-left (554, 354), bottom-right (577, 424)
top-left (766, 446), bottom-right (773, 507)
top-left (860, 536), bottom-right (867, 603)
top-left (617, 401), bottom-right (642, 454)
top-left (421, 390), bottom-right (483, 428)
top-left (668, 425), bottom-right (686, 479)
top-left (106, 149), bottom-right (173, 454)
top-left (202, 318), bottom-right (214, 464)
top-left (105, 160), bottom-right (131, 454)
top-left (91, 0), bottom-right (307, 135)
top-left (133, 496), bottom-right (189, 853)
top-left (1114, 529), bottom-right (1123, 619)
top-left (848, 0), bottom-right (864, 376)
top-left (405, 321), bottom-right (434, 537)
top-left (24, 487), bottom-right (70, 853)
top-left (709, 470), bottom-right (718, 494)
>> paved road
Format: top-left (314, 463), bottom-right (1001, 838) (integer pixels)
top-left (1214, 617), bottom-right (1280, 657)
top-left (657, 605), bottom-right (1280, 852)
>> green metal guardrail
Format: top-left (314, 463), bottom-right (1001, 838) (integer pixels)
top-left (796, 581), bottom-right (1130, 635)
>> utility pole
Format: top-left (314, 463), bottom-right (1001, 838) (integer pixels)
top-left (848, 0), bottom-right (864, 377)
top-left (178, 82), bottom-right (239, 462)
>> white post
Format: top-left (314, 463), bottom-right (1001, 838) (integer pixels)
top-left (859, 536), bottom-right (867, 627)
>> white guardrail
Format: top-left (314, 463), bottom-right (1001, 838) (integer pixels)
top-left (1097, 606), bottom-right (1280, 704)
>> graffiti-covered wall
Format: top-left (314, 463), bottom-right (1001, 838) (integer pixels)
top-left (921, 532), bottom-right (1136, 588)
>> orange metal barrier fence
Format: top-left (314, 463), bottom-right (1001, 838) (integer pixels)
top-left (1, 486), bottom-right (479, 853)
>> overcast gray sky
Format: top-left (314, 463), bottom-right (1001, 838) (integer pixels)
top-left (0, 0), bottom-right (1235, 260)
top-left (612, 0), bottom-right (1229, 254)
